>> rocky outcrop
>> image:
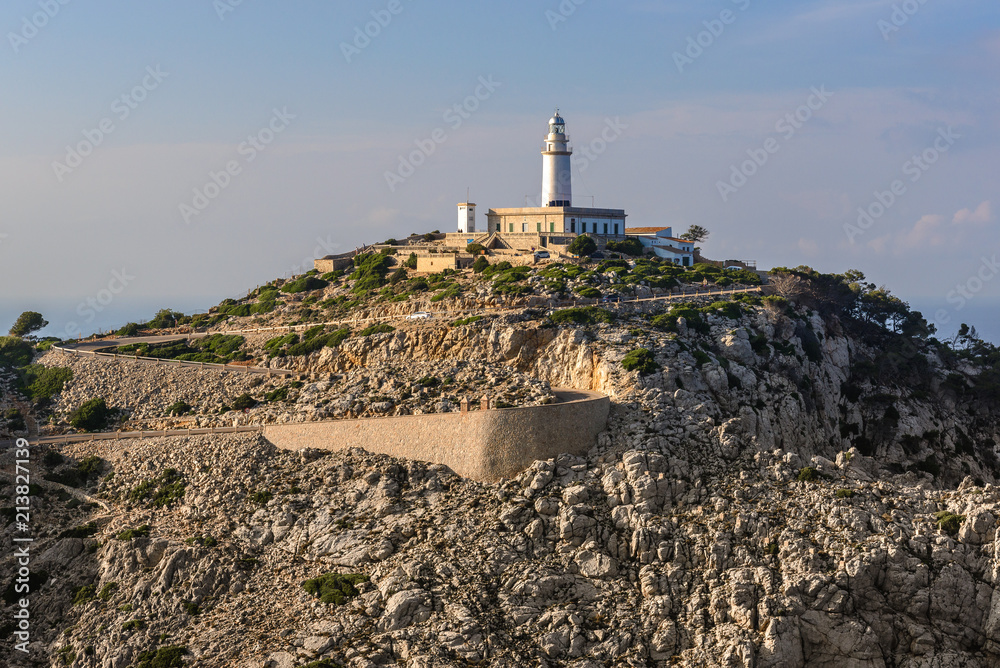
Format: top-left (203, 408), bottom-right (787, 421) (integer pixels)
top-left (6, 434), bottom-right (1000, 667)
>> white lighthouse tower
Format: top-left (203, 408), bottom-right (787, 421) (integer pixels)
top-left (541, 110), bottom-right (572, 207)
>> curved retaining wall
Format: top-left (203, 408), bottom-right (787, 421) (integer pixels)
top-left (262, 389), bottom-right (609, 482)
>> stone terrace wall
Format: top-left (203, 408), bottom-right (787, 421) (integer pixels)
top-left (262, 389), bottom-right (610, 481)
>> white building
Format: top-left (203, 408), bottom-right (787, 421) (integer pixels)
top-left (625, 227), bottom-right (695, 266)
top-left (457, 202), bottom-right (476, 234)
top-left (485, 110), bottom-right (626, 240)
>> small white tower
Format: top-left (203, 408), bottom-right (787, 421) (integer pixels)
top-left (457, 202), bottom-right (476, 234)
top-left (541, 109), bottom-right (572, 207)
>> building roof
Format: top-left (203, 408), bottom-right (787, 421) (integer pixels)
top-left (624, 227), bottom-right (670, 234)
top-left (665, 237), bottom-right (693, 244)
top-left (652, 243), bottom-right (694, 256)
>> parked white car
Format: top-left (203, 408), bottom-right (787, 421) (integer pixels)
top-left (533, 250), bottom-right (550, 259)
top-left (406, 311), bottom-right (432, 319)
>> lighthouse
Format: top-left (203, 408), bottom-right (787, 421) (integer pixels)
top-left (541, 110), bottom-right (572, 207)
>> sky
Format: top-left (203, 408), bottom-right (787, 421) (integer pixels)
top-left (0, 0), bottom-right (998, 343)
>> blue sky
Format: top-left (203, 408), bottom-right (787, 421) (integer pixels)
top-left (1, 0), bottom-right (998, 342)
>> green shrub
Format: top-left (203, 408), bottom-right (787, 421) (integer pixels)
top-left (116, 525), bottom-right (151, 541)
top-left (567, 235), bottom-right (597, 257)
top-left (116, 322), bottom-right (143, 336)
top-left (935, 511), bottom-right (965, 535)
top-left (182, 601), bottom-right (200, 616)
top-left (389, 267), bottom-right (408, 285)
top-left (77, 455), bottom-right (102, 479)
top-left (69, 398), bottom-right (113, 432)
top-left (264, 387), bottom-right (289, 403)
top-left (281, 276), bottom-right (329, 294)
top-left (56, 645), bottom-right (75, 666)
top-left (249, 490), bottom-right (273, 506)
top-left (98, 582), bottom-right (119, 600)
top-left (0, 336), bottom-right (34, 369)
top-left (703, 301), bottom-right (742, 320)
top-left (72, 584), bottom-right (96, 605)
top-left (59, 522), bottom-right (99, 539)
top-left (351, 253), bottom-right (393, 294)
top-left (325, 328), bottom-right (351, 348)
top-left (20, 364), bottom-right (72, 402)
top-left (231, 394), bottom-right (257, 410)
top-left (466, 243), bottom-right (486, 254)
top-left (166, 401), bottom-right (192, 417)
top-left (472, 256), bottom-right (489, 273)
top-left (43, 450), bottom-right (64, 467)
top-left (404, 252), bottom-right (418, 269)
top-left (264, 333), bottom-right (298, 357)
top-left (430, 284), bottom-right (462, 302)
top-left (575, 286), bottom-right (601, 299)
top-left (549, 307), bottom-right (614, 326)
top-left (621, 348), bottom-right (658, 375)
top-left (301, 573), bottom-right (369, 605)
top-left (134, 645), bottom-right (187, 668)
top-left (129, 469), bottom-right (186, 508)
top-left (606, 238), bottom-right (645, 256)
top-left (835, 489), bottom-right (855, 499)
top-left (359, 323), bottom-right (395, 337)
top-left (299, 659), bottom-right (341, 668)
top-left (451, 315), bottom-right (483, 327)
top-left (797, 467), bottom-right (819, 482)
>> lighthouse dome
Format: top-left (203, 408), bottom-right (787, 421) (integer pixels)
top-left (548, 110), bottom-right (566, 135)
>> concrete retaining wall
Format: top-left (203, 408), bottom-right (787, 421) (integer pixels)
top-left (262, 389), bottom-right (609, 481)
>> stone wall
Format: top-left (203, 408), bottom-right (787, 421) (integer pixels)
top-left (262, 389), bottom-right (610, 481)
top-left (416, 255), bottom-right (458, 273)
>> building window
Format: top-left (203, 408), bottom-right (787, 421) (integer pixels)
top-left (550, 222), bottom-right (554, 232)
top-left (603, 223), bottom-right (608, 235)
top-left (613, 223), bottom-right (618, 235)
top-left (570, 220), bottom-right (576, 233)
top-left (509, 223), bottom-right (514, 233)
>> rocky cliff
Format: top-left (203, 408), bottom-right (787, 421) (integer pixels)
top-left (4, 297), bottom-right (1000, 667)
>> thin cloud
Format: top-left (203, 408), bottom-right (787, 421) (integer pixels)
top-left (952, 200), bottom-right (992, 225)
